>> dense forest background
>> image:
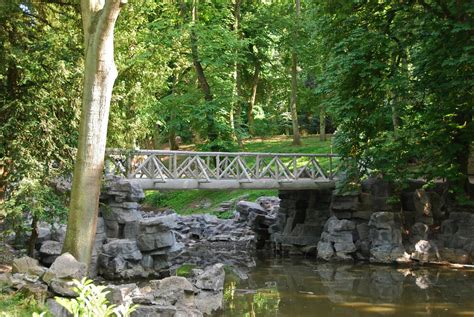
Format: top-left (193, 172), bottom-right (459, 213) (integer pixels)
top-left (1, 0), bottom-right (473, 220)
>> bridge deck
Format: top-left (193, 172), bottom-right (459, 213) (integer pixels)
top-left (106, 149), bottom-right (340, 190)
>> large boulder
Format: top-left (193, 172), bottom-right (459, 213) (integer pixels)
top-left (41, 253), bottom-right (87, 297)
top-left (42, 253), bottom-right (87, 284)
top-left (12, 256), bottom-right (45, 277)
top-left (192, 264), bottom-right (225, 292)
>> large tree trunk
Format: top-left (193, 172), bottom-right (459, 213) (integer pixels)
top-left (62, 0), bottom-right (124, 267)
top-left (248, 59), bottom-right (260, 136)
top-left (290, 0), bottom-right (302, 146)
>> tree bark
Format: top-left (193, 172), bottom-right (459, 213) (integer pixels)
top-left (319, 106), bottom-right (326, 141)
top-left (190, 0), bottom-right (212, 102)
top-left (62, 0), bottom-right (124, 267)
top-left (290, 0), bottom-right (302, 146)
top-left (232, 0), bottom-right (243, 148)
top-left (248, 59), bottom-right (260, 136)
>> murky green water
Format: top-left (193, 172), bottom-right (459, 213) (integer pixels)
top-left (216, 258), bottom-right (474, 317)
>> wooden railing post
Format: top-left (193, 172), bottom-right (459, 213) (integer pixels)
top-left (293, 156), bottom-right (297, 180)
top-left (329, 155), bottom-right (333, 180)
top-left (126, 152), bottom-right (133, 178)
top-left (173, 153), bottom-right (177, 178)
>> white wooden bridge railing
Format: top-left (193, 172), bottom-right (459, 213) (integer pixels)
top-left (105, 149), bottom-right (340, 190)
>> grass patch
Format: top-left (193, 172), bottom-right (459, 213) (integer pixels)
top-left (242, 135), bottom-right (334, 154)
top-left (0, 290), bottom-right (49, 317)
top-left (143, 189), bottom-right (277, 217)
top-left (176, 264), bottom-right (197, 277)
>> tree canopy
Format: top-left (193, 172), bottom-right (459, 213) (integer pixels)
top-left (1, 0), bottom-right (472, 209)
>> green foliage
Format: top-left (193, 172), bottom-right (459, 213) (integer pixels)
top-left (55, 278), bottom-right (136, 317)
top-left (0, 291), bottom-right (49, 317)
top-left (309, 1), bottom-right (473, 196)
top-left (0, 179), bottom-right (68, 240)
top-left (176, 263), bottom-right (196, 277)
top-left (144, 189), bottom-right (276, 218)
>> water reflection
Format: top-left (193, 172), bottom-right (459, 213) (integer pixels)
top-left (216, 258), bottom-right (474, 317)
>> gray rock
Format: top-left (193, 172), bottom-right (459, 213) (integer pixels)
top-left (370, 245), bottom-right (406, 264)
top-left (42, 253), bottom-right (87, 284)
top-left (439, 248), bottom-right (471, 264)
top-left (106, 283), bottom-right (140, 306)
top-left (368, 212), bottom-right (397, 230)
top-left (131, 305), bottom-right (177, 317)
top-left (51, 224), bottom-right (67, 243)
top-left (195, 291), bottom-right (223, 316)
top-left (140, 214), bottom-right (178, 233)
top-left (50, 278), bottom-right (77, 297)
top-left (334, 242), bottom-right (356, 253)
top-left (138, 231), bottom-right (175, 251)
top-left (327, 217), bottom-right (355, 233)
top-left (141, 255), bottom-right (154, 269)
top-left (124, 221), bottom-right (140, 239)
top-left (47, 298), bottom-right (72, 317)
top-left (193, 264), bottom-right (225, 292)
top-left (147, 276), bottom-right (196, 310)
top-left (39, 240), bottom-right (62, 256)
top-left (102, 239), bottom-right (142, 261)
top-left (331, 194), bottom-right (359, 211)
top-left (12, 256), bottom-right (45, 276)
top-left (317, 241), bottom-right (334, 261)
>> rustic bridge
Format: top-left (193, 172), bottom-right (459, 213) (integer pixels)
top-left (105, 149), bottom-right (340, 190)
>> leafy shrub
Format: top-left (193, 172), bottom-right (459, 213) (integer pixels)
top-left (55, 278), bottom-right (136, 317)
top-left (1, 179), bottom-right (68, 248)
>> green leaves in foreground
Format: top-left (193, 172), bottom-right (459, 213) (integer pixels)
top-left (55, 278), bottom-right (136, 317)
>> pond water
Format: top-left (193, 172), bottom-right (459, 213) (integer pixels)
top-left (216, 257), bottom-right (474, 317)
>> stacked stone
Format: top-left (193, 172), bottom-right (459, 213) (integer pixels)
top-left (272, 190), bottom-right (331, 252)
top-left (317, 216), bottom-right (356, 261)
top-left (236, 201), bottom-right (277, 249)
top-left (434, 211), bottom-right (474, 263)
top-left (98, 179), bottom-right (179, 279)
top-left (368, 212), bottom-right (406, 263)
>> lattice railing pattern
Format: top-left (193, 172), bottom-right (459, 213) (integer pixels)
top-left (105, 150), bottom-right (340, 183)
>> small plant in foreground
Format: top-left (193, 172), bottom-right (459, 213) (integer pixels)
top-left (55, 278), bottom-right (136, 317)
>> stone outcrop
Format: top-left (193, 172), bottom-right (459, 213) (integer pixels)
top-left (317, 216), bottom-right (356, 261)
top-left (267, 176), bottom-right (472, 265)
top-left (273, 190), bottom-right (332, 253)
top-left (368, 212), bottom-right (407, 263)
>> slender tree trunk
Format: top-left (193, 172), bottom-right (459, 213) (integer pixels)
top-left (190, 0), bottom-right (212, 102)
top-left (319, 106), bottom-right (326, 141)
top-left (248, 60), bottom-right (260, 136)
top-left (169, 111), bottom-right (179, 150)
top-left (188, 0), bottom-right (217, 143)
top-left (62, 0), bottom-right (124, 267)
top-left (290, 0), bottom-right (302, 146)
top-left (232, 0), bottom-right (243, 148)
top-left (27, 216), bottom-right (38, 257)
